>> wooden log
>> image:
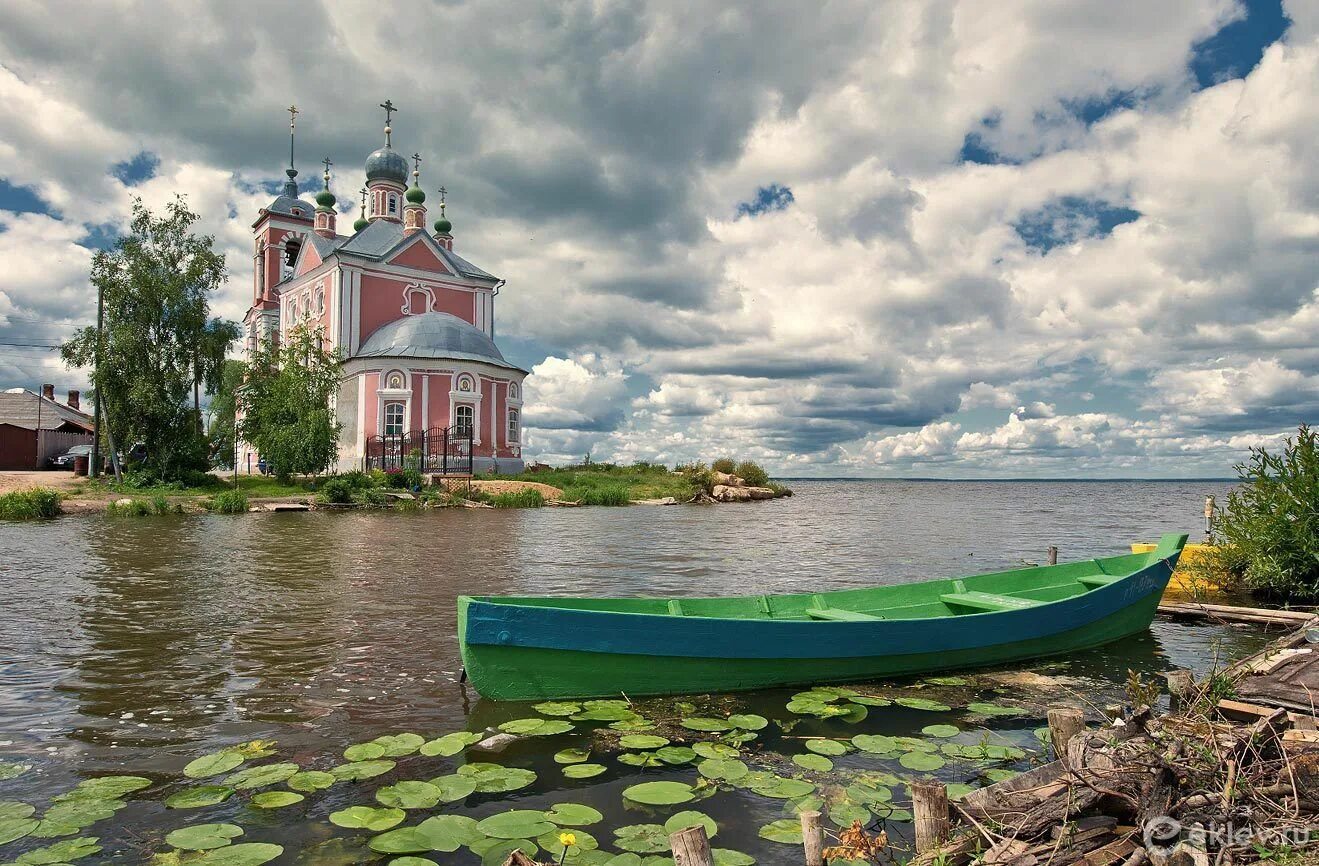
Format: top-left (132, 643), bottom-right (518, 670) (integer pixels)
top-left (905, 831), bottom-right (979, 866)
top-left (799, 810), bottom-right (823, 866)
top-left (1047, 546), bottom-right (1059, 566)
top-left (1047, 706), bottom-right (1085, 756)
top-left (911, 780), bottom-right (950, 854)
top-left (670, 825), bottom-right (712, 866)
top-left (1163, 669), bottom-right (1194, 713)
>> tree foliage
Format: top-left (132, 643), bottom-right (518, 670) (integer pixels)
top-left (61, 197), bottom-right (235, 480)
top-left (1216, 424), bottom-right (1319, 601)
top-left (238, 325), bottom-right (342, 481)
top-left (207, 359), bottom-right (246, 467)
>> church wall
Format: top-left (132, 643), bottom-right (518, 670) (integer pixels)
top-left (356, 274), bottom-right (480, 349)
top-left (431, 287), bottom-right (476, 323)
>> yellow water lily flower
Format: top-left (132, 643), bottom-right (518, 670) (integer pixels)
top-left (558, 832), bottom-right (578, 847)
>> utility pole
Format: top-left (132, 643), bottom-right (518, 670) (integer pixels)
top-left (90, 277), bottom-right (104, 478)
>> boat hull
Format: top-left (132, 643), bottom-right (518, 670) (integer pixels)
top-left (459, 551), bottom-right (1178, 701)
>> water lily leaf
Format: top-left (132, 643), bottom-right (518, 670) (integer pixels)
top-left (499, 718), bottom-right (549, 735)
top-left (533, 701), bottom-right (581, 717)
top-left (545, 803), bottom-right (603, 826)
top-left (224, 763), bottom-right (299, 790)
top-left (419, 732), bottom-right (481, 757)
top-left (470, 838), bottom-right (539, 866)
top-left (847, 696), bottom-right (892, 707)
top-left (250, 791), bottom-right (303, 808)
top-left (286, 771), bottom-right (335, 793)
top-left (328, 805), bottom-right (406, 831)
top-left (602, 855), bottom-right (644, 866)
top-left (966, 702), bottom-right (1026, 717)
top-left (618, 752), bottom-right (663, 768)
top-left (165, 823), bottom-right (243, 851)
top-left (663, 811), bottom-right (716, 838)
top-left (654, 746), bottom-right (696, 765)
top-left (921, 724), bottom-right (960, 738)
top-left (792, 753), bottom-right (833, 772)
top-left (37, 799), bottom-right (121, 829)
top-left (845, 783), bottom-right (892, 805)
top-left (982, 744), bottom-right (1026, 761)
top-left (554, 749), bottom-right (591, 764)
top-left (609, 718), bottom-right (657, 732)
top-left (372, 733), bottom-right (425, 757)
top-left (291, 836), bottom-right (374, 865)
top-left (801, 739), bottom-right (845, 757)
top-left (945, 783), bottom-right (976, 799)
top-left (537, 827), bottom-right (599, 857)
top-left (692, 743), bottom-right (739, 760)
top-left (697, 759), bottom-right (747, 782)
top-left (456, 763), bottom-right (536, 793)
top-left (894, 697), bottom-right (951, 712)
top-left (711, 849), bottom-right (754, 866)
top-left (426, 773), bottom-right (477, 802)
top-left (680, 717), bottom-right (732, 732)
top-left (562, 764), bottom-right (606, 779)
top-left (850, 734), bottom-right (897, 754)
top-left (14, 835), bottom-right (101, 863)
top-left (391, 859), bottom-right (439, 866)
top-left (893, 736), bottom-right (937, 753)
top-left (164, 785), bottom-right (234, 810)
top-left (0, 802), bottom-right (35, 820)
top-left (233, 740), bottom-right (278, 759)
top-left (193, 842), bottom-right (284, 865)
top-left (614, 824), bottom-right (670, 854)
top-left (369, 815), bottom-right (479, 854)
top-left (0, 762), bottom-right (32, 781)
top-left (757, 819), bottom-right (802, 844)
top-left (618, 735), bottom-right (668, 750)
top-left (827, 801), bottom-right (870, 827)
top-left (0, 818), bottom-right (39, 845)
top-left (329, 759), bottom-right (395, 781)
top-left (184, 751), bottom-right (244, 779)
top-left (899, 752), bottom-right (945, 771)
top-left (924, 676), bottom-right (968, 685)
top-left (68, 776), bottom-right (152, 798)
top-left (623, 781), bottom-right (695, 806)
top-left (982, 768), bottom-right (1020, 783)
top-left (376, 781), bottom-right (442, 810)
top-left (476, 810), bottom-right (554, 840)
top-left (727, 714), bottom-right (767, 731)
top-left (728, 770), bottom-right (776, 791)
top-left (871, 804), bottom-right (913, 822)
top-left (343, 742), bottom-right (386, 762)
top-left (749, 777), bottom-right (815, 799)
top-left (570, 706), bottom-right (638, 722)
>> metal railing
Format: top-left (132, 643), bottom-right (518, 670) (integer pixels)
top-left (364, 425), bottom-right (473, 475)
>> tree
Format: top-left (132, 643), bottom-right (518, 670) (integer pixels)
top-left (206, 359), bottom-right (245, 467)
top-left (62, 197), bottom-right (235, 480)
top-left (238, 325), bottom-right (342, 481)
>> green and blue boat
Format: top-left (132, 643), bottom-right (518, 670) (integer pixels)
top-left (458, 533), bottom-right (1187, 701)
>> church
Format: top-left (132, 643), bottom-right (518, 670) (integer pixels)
top-left (241, 102), bottom-right (526, 474)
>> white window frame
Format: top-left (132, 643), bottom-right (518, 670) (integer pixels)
top-left (453, 403), bottom-right (474, 437)
top-left (507, 408), bottom-right (520, 443)
top-left (388, 194), bottom-right (398, 214)
top-left (383, 401), bottom-right (406, 436)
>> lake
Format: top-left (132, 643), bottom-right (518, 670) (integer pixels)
top-left (0, 479), bottom-right (1269, 865)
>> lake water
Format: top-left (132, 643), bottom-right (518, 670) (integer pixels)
top-left (0, 479), bottom-right (1271, 865)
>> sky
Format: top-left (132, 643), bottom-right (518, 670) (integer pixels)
top-left (0, 0), bottom-right (1315, 478)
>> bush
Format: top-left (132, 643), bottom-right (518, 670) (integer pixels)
top-left (566, 483), bottom-right (630, 506)
top-left (0, 487), bottom-right (62, 520)
top-left (105, 498), bottom-right (153, 517)
top-left (209, 488), bottom-right (249, 514)
top-left (734, 460), bottom-right (769, 486)
top-left (352, 487), bottom-right (390, 507)
top-left (338, 470), bottom-right (377, 490)
top-left (491, 489), bottom-right (545, 508)
top-left (711, 457), bottom-right (737, 474)
top-left (150, 494), bottom-right (182, 515)
top-left (677, 462), bottom-right (715, 496)
top-left (1215, 424), bottom-right (1319, 602)
top-left (317, 477), bottom-right (355, 504)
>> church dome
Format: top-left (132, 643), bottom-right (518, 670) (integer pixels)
top-left (406, 183), bottom-right (426, 204)
top-left (357, 312), bottom-right (522, 370)
top-left (433, 216), bottom-right (452, 234)
top-left (365, 147), bottom-right (408, 185)
top-left (315, 188), bottom-right (337, 208)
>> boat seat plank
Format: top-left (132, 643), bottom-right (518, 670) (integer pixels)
top-left (940, 591), bottom-right (1042, 613)
top-left (806, 607), bottom-right (883, 622)
top-left (1077, 574), bottom-right (1122, 588)
top-left (667, 600), bottom-right (685, 616)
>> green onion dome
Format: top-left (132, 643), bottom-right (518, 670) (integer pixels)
top-left (315, 188), bottom-right (337, 209)
top-left (353, 215), bottom-right (369, 232)
top-left (406, 183), bottom-right (426, 204)
top-left (433, 216), bottom-right (452, 234)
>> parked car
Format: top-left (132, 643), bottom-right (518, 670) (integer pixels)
top-left (49, 444), bottom-right (93, 470)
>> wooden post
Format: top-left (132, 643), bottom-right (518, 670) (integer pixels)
top-left (1164, 669), bottom-right (1194, 714)
top-left (1047, 546), bottom-right (1058, 565)
top-left (1047, 706), bottom-right (1085, 756)
top-left (800, 809), bottom-right (824, 866)
top-left (911, 780), bottom-right (949, 854)
top-left (670, 825), bottom-right (712, 866)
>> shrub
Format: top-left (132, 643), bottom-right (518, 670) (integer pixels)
top-left (711, 457), bottom-right (737, 474)
top-left (491, 489), bottom-right (545, 508)
top-left (317, 477), bottom-right (355, 504)
top-left (568, 483), bottom-right (630, 506)
top-left (209, 488), bottom-right (249, 514)
top-left (352, 487), bottom-right (390, 507)
top-left (180, 469), bottom-right (223, 489)
top-left (1215, 424), bottom-right (1319, 602)
top-left (677, 462), bottom-right (715, 496)
top-left (150, 494), bottom-right (182, 515)
top-left (395, 497), bottom-right (422, 513)
top-left (105, 498), bottom-right (153, 517)
top-left (734, 460), bottom-right (770, 486)
top-left (0, 487), bottom-right (62, 520)
top-left (338, 470), bottom-right (377, 490)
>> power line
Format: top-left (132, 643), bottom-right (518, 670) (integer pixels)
top-left (0, 341), bottom-right (63, 349)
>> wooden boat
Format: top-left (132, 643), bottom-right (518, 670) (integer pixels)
top-left (1130, 541), bottom-right (1223, 597)
top-left (458, 533), bottom-right (1188, 701)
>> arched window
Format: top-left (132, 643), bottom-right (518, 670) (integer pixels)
top-left (384, 402), bottom-right (405, 436)
top-left (388, 195), bottom-right (398, 214)
top-left (316, 288), bottom-right (325, 315)
top-left (507, 408), bottom-right (520, 443)
top-left (454, 404), bottom-right (474, 437)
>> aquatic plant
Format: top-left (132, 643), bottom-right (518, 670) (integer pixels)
top-left (207, 488), bottom-right (248, 514)
top-left (104, 498), bottom-right (153, 517)
top-left (490, 489), bottom-right (544, 508)
top-left (565, 483), bottom-right (630, 506)
top-left (0, 487), bottom-right (61, 520)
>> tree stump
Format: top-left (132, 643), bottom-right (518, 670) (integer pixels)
top-left (670, 825), bottom-right (712, 866)
top-left (911, 780), bottom-right (950, 854)
top-left (800, 809), bottom-right (824, 866)
top-left (1047, 706), bottom-right (1085, 756)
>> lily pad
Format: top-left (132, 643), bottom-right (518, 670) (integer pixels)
top-left (533, 701), bottom-right (581, 717)
top-left (426, 773), bottom-right (478, 802)
top-left (663, 811), bottom-right (716, 838)
top-left (827, 801), bottom-right (870, 827)
top-left (966, 702), bottom-right (1026, 717)
top-left (609, 718), bottom-right (657, 732)
top-left (680, 717), bottom-right (733, 732)
top-left (224, 763), bottom-right (299, 790)
top-left (376, 781), bottom-right (443, 810)
top-left (804, 739), bottom-right (848, 756)
top-left (0, 762), bottom-right (32, 782)
top-left (537, 828), bottom-right (599, 856)
top-left (562, 764), bottom-right (606, 779)
top-left (848, 696), bottom-right (892, 707)
top-left (555, 748), bottom-right (591, 764)
top-left (419, 731), bottom-right (482, 757)
top-left (68, 776), bottom-right (151, 798)
top-left (792, 753), bottom-right (833, 772)
top-left (0, 818), bottom-right (39, 845)
top-left (845, 783), bottom-right (893, 804)
top-left (851, 734), bottom-right (898, 754)
top-left (946, 783), bottom-right (976, 799)
top-left (697, 758), bottom-right (747, 781)
top-left (250, 791), bottom-right (304, 808)
top-left (498, 718), bottom-right (574, 737)
top-left (921, 724), bottom-right (960, 738)
top-left (614, 824), bottom-right (670, 854)
top-left (982, 768), bottom-right (1020, 783)
top-left (0, 802), bottom-right (35, 820)
top-left (166, 785), bottom-right (236, 806)
top-left (692, 743), bottom-right (739, 760)
top-left (456, 763), bottom-right (536, 793)
top-left (894, 697), bottom-right (951, 711)
top-left (545, 803), bottom-right (603, 826)
top-left (343, 742), bottom-right (386, 761)
top-left (328, 805), bottom-right (406, 831)
top-left (391, 859), bottom-right (439, 866)
top-left (165, 822), bottom-right (244, 851)
top-left (654, 746), bottom-right (696, 765)
top-left (14, 836), bottom-right (102, 864)
top-left (477, 810), bottom-right (555, 840)
top-left (757, 819), bottom-right (802, 844)
top-left (727, 714), bottom-right (767, 731)
top-left (618, 735), bottom-right (668, 750)
top-left (712, 850), bottom-right (755, 866)
top-left (618, 752), bottom-right (663, 768)
top-left (471, 838), bottom-right (539, 866)
top-left (571, 706), bottom-right (638, 722)
top-left (369, 815), bottom-right (480, 854)
top-left (749, 777), bottom-right (815, 799)
top-left (184, 750), bottom-right (244, 779)
top-left (287, 771), bottom-right (336, 793)
top-left (329, 759), bottom-right (395, 781)
top-left (622, 781), bottom-right (695, 806)
top-left (372, 733), bottom-right (425, 756)
top-left (923, 676), bottom-right (968, 685)
top-left (193, 842), bottom-right (284, 865)
top-left (899, 751), bottom-right (945, 771)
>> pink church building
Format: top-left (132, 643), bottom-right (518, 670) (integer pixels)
top-left (241, 103), bottom-right (526, 474)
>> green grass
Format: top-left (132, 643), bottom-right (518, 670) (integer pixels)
top-left (0, 487), bottom-right (62, 520)
top-left (491, 489), bottom-right (545, 509)
top-left (491, 463), bottom-right (696, 503)
top-left (209, 489), bottom-right (249, 514)
top-left (75, 473), bottom-right (314, 500)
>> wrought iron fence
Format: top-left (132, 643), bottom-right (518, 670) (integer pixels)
top-left (364, 425), bottom-right (473, 475)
